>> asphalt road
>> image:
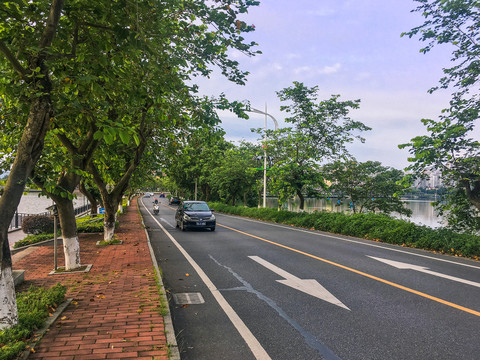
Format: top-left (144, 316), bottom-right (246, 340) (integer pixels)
top-left (140, 197), bottom-right (480, 360)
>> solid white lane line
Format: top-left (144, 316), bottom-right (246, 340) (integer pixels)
top-left (143, 203), bottom-right (271, 360)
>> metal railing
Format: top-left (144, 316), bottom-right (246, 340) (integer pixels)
top-left (8, 203), bottom-right (92, 231)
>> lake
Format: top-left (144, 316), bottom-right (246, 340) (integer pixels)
top-left (265, 197), bottom-right (444, 228)
top-left (16, 191), bottom-right (88, 215)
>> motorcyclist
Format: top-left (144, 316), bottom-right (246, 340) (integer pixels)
top-left (154, 198), bottom-right (158, 204)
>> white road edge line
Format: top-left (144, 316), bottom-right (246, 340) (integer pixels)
top-left (218, 214), bottom-right (480, 270)
top-left (142, 200), bottom-right (272, 360)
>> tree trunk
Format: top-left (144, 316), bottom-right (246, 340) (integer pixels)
top-left (103, 193), bottom-right (121, 241)
top-left (0, 234), bottom-right (18, 330)
top-left (203, 184), bottom-right (211, 202)
top-left (79, 182), bottom-right (98, 216)
top-left (0, 0), bottom-right (64, 329)
top-left (297, 190), bottom-right (305, 211)
top-left (462, 179), bottom-right (480, 211)
top-left (0, 90), bottom-right (54, 330)
top-left (55, 197), bottom-right (81, 270)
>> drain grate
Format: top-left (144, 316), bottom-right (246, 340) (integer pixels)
top-left (173, 292), bottom-right (205, 305)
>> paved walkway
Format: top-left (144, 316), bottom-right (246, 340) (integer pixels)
top-left (12, 198), bottom-right (170, 360)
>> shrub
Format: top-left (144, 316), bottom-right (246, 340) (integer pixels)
top-left (76, 216), bottom-right (117, 233)
top-left (14, 233), bottom-right (55, 248)
top-left (21, 215), bottom-right (54, 235)
top-left (77, 219), bottom-right (104, 233)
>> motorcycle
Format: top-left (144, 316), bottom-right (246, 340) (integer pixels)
top-left (153, 204), bottom-right (159, 215)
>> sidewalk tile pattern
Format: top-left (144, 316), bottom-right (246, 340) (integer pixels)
top-left (12, 198), bottom-right (169, 360)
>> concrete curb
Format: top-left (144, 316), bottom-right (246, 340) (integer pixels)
top-left (138, 200), bottom-right (181, 360)
top-left (20, 298), bottom-right (73, 360)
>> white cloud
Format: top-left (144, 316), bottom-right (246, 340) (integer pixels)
top-left (292, 63), bottom-right (341, 76)
top-left (319, 63), bottom-right (341, 74)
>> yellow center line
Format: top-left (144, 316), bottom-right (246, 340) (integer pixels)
top-left (219, 223), bottom-right (480, 317)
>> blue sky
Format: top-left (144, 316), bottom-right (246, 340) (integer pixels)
top-left (194, 0), bottom-right (457, 169)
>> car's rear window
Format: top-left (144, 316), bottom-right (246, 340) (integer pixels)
top-left (184, 203), bottom-right (210, 211)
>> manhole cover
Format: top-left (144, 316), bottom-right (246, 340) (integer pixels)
top-left (173, 292), bottom-right (205, 305)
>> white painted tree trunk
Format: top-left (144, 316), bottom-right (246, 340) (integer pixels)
top-left (104, 221), bottom-right (115, 241)
top-left (63, 236), bottom-right (81, 270)
top-left (0, 267), bottom-right (18, 330)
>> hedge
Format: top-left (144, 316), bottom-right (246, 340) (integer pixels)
top-left (208, 202), bottom-right (480, 259)
top-left (21, 215), bottom-right (54, 235)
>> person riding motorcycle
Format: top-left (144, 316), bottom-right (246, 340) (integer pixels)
top-left (153, 203), bottom-right (159, 214)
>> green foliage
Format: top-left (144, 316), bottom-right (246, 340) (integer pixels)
top-left (97, 239), bottom-right (122, 246)
top-left (208, 202), bottom-right (480, 259)
top-left (260, 82), bottom-right (371, 210)
top-left (323, 160), bottom-right (411, 216)
top-left (402, 0), bottom-right (480, 97)
top-left (21, 215), bottom-right (55, 235)
top-left (77, 217), bottom-right (115, 234)
top-left (13, 233), bottom-right (56, 249)
top-left (399, 100), bottom-right (480, 233)
top-left (0, 284), bottom-right (66, 360)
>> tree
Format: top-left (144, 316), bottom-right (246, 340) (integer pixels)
top-left (400, 0), bottom-right (480, 232)
top-left (263, 82), bottom-right (371, 210)
top-left (323, 160), bottom-right (412, 216)
top-left (0, 0), bottom-right (64, 330)
top-left (399, 104), bottom-right (480, 232)
top-left (210, 143), bottom-right (259, 206)
top-left (0, 0), bottom-right (261, 328)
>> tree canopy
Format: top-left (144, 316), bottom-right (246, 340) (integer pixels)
top-left (262, 82), bottom-right (371, 210)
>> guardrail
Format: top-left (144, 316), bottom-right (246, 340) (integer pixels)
top-left (8, 203), bottom-right (92, 231)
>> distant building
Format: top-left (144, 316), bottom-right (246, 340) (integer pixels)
top-left (411, 169), bottom-right (443, 189)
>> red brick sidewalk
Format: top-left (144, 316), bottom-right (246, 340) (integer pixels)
top-left (12, 198), bottom-right (169, 359)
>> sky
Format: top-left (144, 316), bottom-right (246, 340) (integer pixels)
top-left (192, 0), bottom-right (459, 170)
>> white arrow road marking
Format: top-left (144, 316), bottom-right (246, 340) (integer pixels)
top-left (368, 256), bottom-right (480, 288)
top-left (248, 256), bottom-right (350, 310)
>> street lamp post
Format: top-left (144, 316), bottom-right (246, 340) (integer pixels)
top-left (246, 105), bottom-right (279, 208)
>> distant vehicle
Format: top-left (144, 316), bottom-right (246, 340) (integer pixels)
top-left (169, 196), bottom-right (181, 205)
top-left (144, 193), bottom-right (151, 198)
top-left (159, 193), bottom-right (165, 198)
top-left (175, 201), bottom-right (216, 231)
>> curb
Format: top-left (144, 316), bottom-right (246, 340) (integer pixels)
top-left (20, 298), bottom-right (73, 360)
top-left (138, 200), bottom-right (181, 360)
